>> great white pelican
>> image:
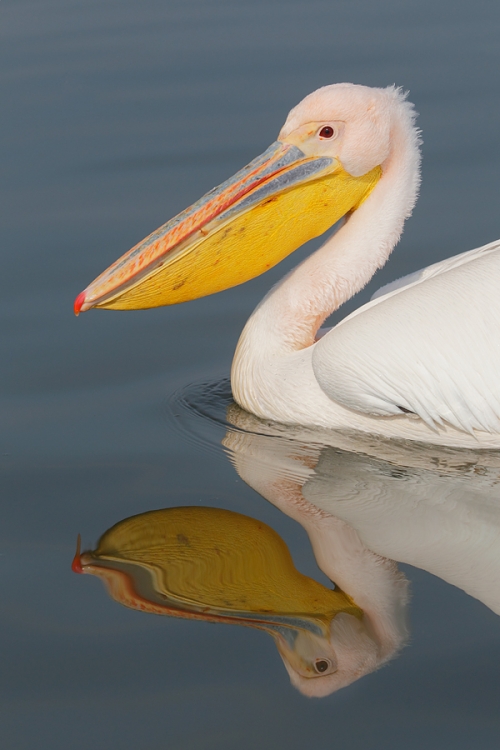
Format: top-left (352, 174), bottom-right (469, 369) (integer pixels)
top-left (74, 83), bottom-right (500, 448)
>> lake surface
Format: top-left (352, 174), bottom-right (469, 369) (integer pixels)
top-left (2, 1), bottom-right (500, 747)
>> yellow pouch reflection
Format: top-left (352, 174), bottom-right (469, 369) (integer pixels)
top-left (74, 507), bottom-right (363, 679)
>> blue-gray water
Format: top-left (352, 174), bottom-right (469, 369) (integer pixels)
top-left (2, 1), bottom-right (500, 747)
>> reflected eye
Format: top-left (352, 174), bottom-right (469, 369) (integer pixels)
top-left (318, 126), bottom-right (335, 139)
top-left (314, 658), bottom-right (331, 674)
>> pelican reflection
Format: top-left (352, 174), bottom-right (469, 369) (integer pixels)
top-left (222, 402), bottom-right (500, 694)
top-left (73, 387), bottom-right (500, 698)
top-left (73, 506), bottom-right (366, 686)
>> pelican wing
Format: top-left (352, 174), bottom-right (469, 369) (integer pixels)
top-left (370, 238), bottom-right (500, 301)
top-left (312, 241), bottom-right (500, 433)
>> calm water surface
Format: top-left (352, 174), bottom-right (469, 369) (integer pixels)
top-left (2, 1), bottom-right (500, 747)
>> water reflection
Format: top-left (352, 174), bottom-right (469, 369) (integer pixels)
top-left (75, 381), bottom-right (500, 698)
top-left (74, 506), bottom-right (367, 691)
top-left (176, 380), bottom-right (500, 687)
top-left (223, 402), bottom-right (500, 618)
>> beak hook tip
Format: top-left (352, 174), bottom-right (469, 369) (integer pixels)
top-left (74, 292), bottom-right (86, 316)
top-left (72, 533), bottom-right (84, 574)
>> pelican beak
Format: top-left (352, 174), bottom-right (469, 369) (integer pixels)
top-left (75, 141), bottom-right (381, 313)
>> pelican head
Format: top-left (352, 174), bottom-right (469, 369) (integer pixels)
top-left (282, 612), bottom-right (382, 697)
top-left (73, 84), bottom-right (412, 314)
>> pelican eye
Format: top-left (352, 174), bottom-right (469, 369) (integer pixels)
top-left (318, 126), bottom-right (335, 139)
top-left (314, 659), bottom-right (331, 674)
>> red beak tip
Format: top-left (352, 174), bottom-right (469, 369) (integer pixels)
top-left (74, 291), bottom-right (86, 316)
top-left (72, 533), bottom-right (84, 574)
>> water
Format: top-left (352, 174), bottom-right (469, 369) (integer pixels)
top-left (2, 0), bottom-right (500, 747)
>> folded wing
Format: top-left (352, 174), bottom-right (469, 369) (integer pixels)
top-left (313, 241), bottom-right (500, 434)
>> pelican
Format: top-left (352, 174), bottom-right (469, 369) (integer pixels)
top-left (74, 83), bottom-right (500, 448)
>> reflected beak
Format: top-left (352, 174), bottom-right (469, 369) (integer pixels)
top-left (73, 551), bottom-right (337, 638)
top-left (75, 138), bottom-right (381, 314)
